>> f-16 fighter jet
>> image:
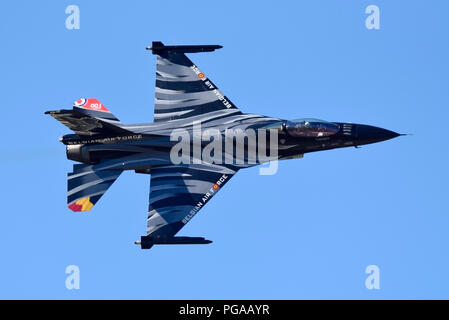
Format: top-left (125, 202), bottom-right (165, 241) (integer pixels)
top-left (46, 42), bottom-right (401, 249)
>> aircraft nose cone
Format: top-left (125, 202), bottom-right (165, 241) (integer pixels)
top-left (356, 124), bottom-right (400, 144)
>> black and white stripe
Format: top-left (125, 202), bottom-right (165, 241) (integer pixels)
top-left (154, 51), bottom-right (241, 123)
top-left (146, 163), bottom-right (237, 237)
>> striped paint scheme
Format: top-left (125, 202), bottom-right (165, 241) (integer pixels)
top-left (50, 44), bottom-right (284, 241)
top-left (146, 163), bottom-right (238, 237)
top-left (154, 51), bottom-right (241, 123)
top-left (67, 164), bottom-right (122, 212)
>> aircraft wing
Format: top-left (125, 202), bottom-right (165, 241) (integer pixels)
top-left (149, 41), bottom-right (242, 123)
top-left (138, 162), bottom-right (238, 249)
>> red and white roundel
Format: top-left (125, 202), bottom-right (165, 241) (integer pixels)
top-left (74, 98), bottom-right (87, 107)
top-left (73, 98), bottom-right (109, 112)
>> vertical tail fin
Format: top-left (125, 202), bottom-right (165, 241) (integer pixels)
top-left (45, 98), bottom-right (130, 137)
top-left (72, 98), bottom-right (120, 124)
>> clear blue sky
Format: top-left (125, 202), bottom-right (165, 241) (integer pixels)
top-left (1, 0), bottom-right (448, 299)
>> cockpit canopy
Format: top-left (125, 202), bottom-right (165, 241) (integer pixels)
top-left (283, 119), bottom-right (340, 138)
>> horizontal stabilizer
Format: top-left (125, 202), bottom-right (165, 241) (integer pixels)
top-left (136, 235), bottom-right (212, 249)
top-left (68, 164), bottom-right (122, 212)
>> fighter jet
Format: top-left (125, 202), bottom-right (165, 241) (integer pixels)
top-left (46, 42), bottom-right (401, 249)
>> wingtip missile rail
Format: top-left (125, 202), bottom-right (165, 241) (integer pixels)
top-left (146, 41), bottom-right (222, 54)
